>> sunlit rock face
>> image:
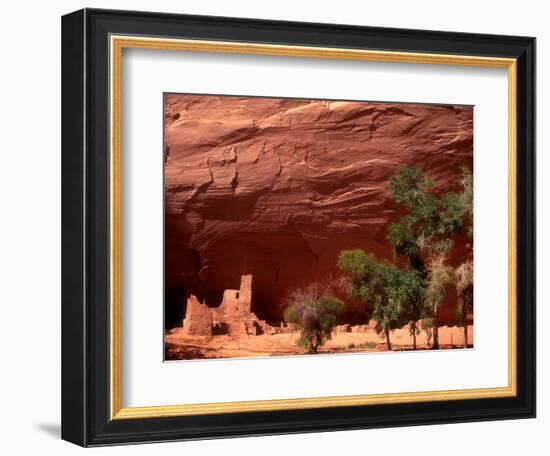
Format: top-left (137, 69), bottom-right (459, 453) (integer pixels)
top-left (164, 94), bottom-right (473, 328)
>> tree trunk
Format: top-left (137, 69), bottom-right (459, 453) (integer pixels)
top-left (463, 313), bottom-right (468, 348)
top-left (457, 295), bottom-right (468, 348)
top-left (311, 336), bottom-right (318, 353)
top-left (384, 327), bottom-right (392, 351)
top-left (432, 311), bottom-right (439, 350)
top-left (412, 326), bottom-right (417, 350)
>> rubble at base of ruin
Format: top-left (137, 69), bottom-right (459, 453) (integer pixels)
top-left (334, 321), bottom-right (378, 334)
top-left (182, 275), bottom-right (280, 338)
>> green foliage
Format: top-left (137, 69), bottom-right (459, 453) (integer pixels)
top-left (338, 166), bottom-right (473, 350)
top-left (387, 166), bottom-right (473, 266)
top-left (283, 284), bottom-right (344, 353)
top-left (374, 265), bottom-right (425, 335)
top-left (338, 250), bottom-right (426, 339)
top-left (388, 166), bottom-right (433, 209)
top-left (385, 266), bottom-right (428, 340)
top-left (387, 216), bottom-right (420, 259)
top-left (438, 192), bottom-right (464, 237)
top-left (387, 166), bottom-right (473, 347)
top-left (338, 249), bottom-right (385, 303)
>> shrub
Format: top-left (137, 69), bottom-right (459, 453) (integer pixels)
top-left (283, 283), bottom-right (344, 353)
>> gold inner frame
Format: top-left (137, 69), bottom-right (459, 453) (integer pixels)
top-left (109, 35), bottom-right (517, 420)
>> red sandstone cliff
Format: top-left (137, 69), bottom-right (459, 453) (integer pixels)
top-left (164, 94), bottom-right (473, 327)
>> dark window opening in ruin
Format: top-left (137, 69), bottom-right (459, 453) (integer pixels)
top-left (212, 322), bottom-right (228, 335)
top-left (254, 321), bottom-right (264, 335)
top-left (235, 292), bottom-right (240, 299)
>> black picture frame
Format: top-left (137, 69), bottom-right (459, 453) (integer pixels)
top-left (62, 8), bottom-right (536, 447)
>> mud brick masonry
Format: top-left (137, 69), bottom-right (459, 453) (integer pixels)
top-left (182, 275), bottom-right (273, 337)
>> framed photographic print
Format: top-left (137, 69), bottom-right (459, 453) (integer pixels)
top-left (61, 8), bottom-right (536, 447)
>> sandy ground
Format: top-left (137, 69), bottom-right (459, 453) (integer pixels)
top-left (165, 324), bottom-right (474, 360)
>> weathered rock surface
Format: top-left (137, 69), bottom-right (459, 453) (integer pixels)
top-left (164, 95), bottom-right (473, 327)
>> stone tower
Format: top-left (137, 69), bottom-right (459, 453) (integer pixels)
top-left (238, 274), bottom-right (252, 313)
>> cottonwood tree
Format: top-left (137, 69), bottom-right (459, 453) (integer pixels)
top-left (384, 265), bottom-right (426, 350)
top-left (455, 260), bottom-right (473, 348)
top-left (283, 284), bottom-right (344, 353)
top-left (338, 249), bottom-right (425, 350)
top-left (425, 249), bottom-right (454, 349)
top-left (420, 318), bottom-right (434, 347)
top-left (386, 166), bottom-right (472, 349)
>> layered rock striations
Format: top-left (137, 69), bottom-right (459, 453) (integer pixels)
top-left (164, 94), bottom-right (473, 327)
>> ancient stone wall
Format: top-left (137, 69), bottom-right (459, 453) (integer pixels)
top-left (219, 289), bottom-right (240, 314)
top-left (182, 295), bottom-right (212, 336)
top-left (182, 275), bottom-right (272, 338)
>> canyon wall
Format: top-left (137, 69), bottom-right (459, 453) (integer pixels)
top-left (164, 94), bottom-right (473, 328)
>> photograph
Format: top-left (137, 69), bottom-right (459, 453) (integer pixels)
top-left (163, 94), bottom-right (474, 360)
top-left (53, 3), bottom-right (537, 449)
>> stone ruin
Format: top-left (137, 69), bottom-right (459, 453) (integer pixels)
top-left (182, 275), bottom-right (274, 338)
